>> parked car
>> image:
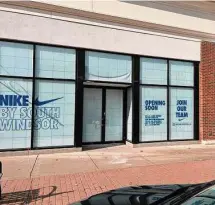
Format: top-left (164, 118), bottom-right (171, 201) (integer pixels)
top-left (71, 180), bottom-right (215, 205)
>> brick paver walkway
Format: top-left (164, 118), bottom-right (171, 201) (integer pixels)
top-left (1, 159), bottom-right (215, 205)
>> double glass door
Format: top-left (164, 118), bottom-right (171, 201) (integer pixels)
top-left (83, 87), bottom-right (124, 143)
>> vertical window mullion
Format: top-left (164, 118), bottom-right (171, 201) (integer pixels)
top-left (167, 59), bottom-right (170, 141)
top-left (194, 62), bottom-right (199, 140)
top-left (132, 55), bottom-right (140, 144)
top-left (74, 49), bottom-right (85, 147)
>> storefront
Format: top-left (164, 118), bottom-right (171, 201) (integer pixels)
top-left (0, 40), bottom-right (199, 151)
top-left (1, 0), bottom-right (210, 151)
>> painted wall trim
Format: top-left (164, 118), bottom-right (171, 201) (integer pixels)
top-left (0, 1), bottom-right (214, 42)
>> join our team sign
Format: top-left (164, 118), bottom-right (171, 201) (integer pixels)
top-left (172, 99), bottom-right (192, 127)
top-left (0, 94), bottom-right (63, 131)
top-left (176, 100), bottom-right (188, 119)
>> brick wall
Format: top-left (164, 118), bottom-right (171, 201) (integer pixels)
top-left (200, 41), bottom-right (215, 140)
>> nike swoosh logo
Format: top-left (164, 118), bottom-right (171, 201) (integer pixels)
top-left (34, 97), bottom-right (63, 106)
top-left (178, 118), bottom-right (185, 121)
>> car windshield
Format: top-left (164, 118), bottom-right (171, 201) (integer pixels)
top-left (181, 185), bottom-right (215, 205)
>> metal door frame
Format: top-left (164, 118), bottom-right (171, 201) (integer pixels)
top-left (82, 85), bottom-right (127, 144)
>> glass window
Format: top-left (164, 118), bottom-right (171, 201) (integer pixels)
top-left (182, 185), bottom-right (215, 205)
top-left (170, 61), bottom-right (194, 86)
top-left (140, 87), bottom-right (167, 142)
top-left (170, 88), bottom-right (194, 140)
top-left (36, 46), bottom-right (76, 79)
top-left (0, 78), bottom-right (32, 149)
top-left (0, 41), bottom-right (33, 77)
top-left (127, 88), bottom-right (132, 141)
top-left (34, 80), bottom-right (75, 147)
top-left (85, 51), bottom-right (132, 83)
top-left (140, 58), bottom-right (167, 85)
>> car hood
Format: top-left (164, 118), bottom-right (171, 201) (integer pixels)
top-left (71, 184), bottom-right (192, 205)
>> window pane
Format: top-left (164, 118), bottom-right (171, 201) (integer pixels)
top-left (83, 88), bottom-right (102, 142)
top-left (0, 78), bottom-right (32, 149)
top-left (140, 58), bottom-right (167, 85)
top-left (0, 41), bottom-right (33, 77)
top-left (105, 89), bottom-right (123, 141)
top-left (170, 88), bottom-right (194, 140)
top-left (85, 51), bottom-right (132, 83)
top-left (170, 61), bottom-right (194, 86)
top-left (34, 80), bottom-right (75, 147)
top-left (127, 88), bottom-right (132, 141)
top-left (140, 87), bottom-right (167, 142)
top-left (36, 46), bottom-right (76, 79)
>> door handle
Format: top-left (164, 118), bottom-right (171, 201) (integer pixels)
top-left (92, 120), bottom-right (102, 128)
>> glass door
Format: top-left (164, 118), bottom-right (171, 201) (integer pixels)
top-left (82, 87), bottom-right (124, 143)
top-left (105, 89), bottom-right (123, 141)
top-left (83, 88), bottom-right (102, 142)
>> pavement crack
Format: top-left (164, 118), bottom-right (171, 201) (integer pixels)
top-left (87, 153), bottom-right (100, 170)
top-left (24, 154), bottom-right (39, 204)
top-left (138, 153), bottom-right (156, 166)
top-left (30, 154), bottom-right (39, 178)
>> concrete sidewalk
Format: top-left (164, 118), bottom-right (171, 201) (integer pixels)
top-left (1, 143), bottom-right (215, 180)
top-left (1, 158), bottom-right (215, 204)
top-left (1, 144), bottom-right (215, 205)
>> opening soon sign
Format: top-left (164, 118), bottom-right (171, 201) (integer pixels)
top-left (144, 100), bottom-right (165, 126)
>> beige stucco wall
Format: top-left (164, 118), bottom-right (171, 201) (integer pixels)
top-left (36, 0), bottom-right (215, 34)
top-left (0, 10), bottom-right (200, 61)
